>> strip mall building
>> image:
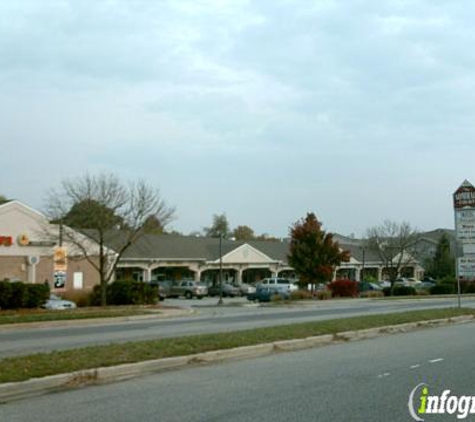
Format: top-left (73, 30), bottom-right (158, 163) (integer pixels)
top-left (0, 201), bottom-right (426, 290)
top-left (0, 201), bottom-right (100, 290)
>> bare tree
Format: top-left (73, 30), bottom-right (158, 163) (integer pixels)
top-left (366, 220), bottom-right (420, 292)
top-left (45, 173), bottom-right (175, 306)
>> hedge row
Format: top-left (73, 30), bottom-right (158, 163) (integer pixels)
top-left (90, 281), bottom-right (158, 306)
top-left (328, 279), bottom-right (358, 297)
top-left (0, 281), bottom-right (50, 310)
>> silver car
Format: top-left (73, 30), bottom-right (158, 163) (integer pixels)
top-left (42, 294), bottom-right (77, 310)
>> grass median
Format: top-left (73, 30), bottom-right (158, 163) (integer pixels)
top-left (1, 307), bottom-right (474, 384)
top-left (0, 307), bottom-right (159, 325)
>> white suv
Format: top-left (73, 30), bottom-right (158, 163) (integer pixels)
top-left (258, 277), bottom-right (298, 292)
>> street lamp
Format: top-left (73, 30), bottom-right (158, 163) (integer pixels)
top-left (361, 245), bottom-right (365, 282)
top-left (217, 233), bottom-right (224, 306)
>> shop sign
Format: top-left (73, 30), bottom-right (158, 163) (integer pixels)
top-left (54, 271), bottom-right (66, 289)
top-left (458, 257), bottom-right (475, 280)
top-left (453, 180), bottom-right (475, 209)
top-left (455, 209), bottom-right (475, 243)
top-left (0, 236), bottom-right (13, 246)
top-left (54, 246), bottom-right (68, 272)
top-left (17, 234), bottom-right (30, 246)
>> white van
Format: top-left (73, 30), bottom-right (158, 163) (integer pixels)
top-left (259, 277), bottom-right (298, 292)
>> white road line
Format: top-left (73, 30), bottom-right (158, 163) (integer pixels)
top-left (410, 364), bottom-right (421, 369)
top-left (378, 372), bottom-right (391, 378)
top-left (429, 358), bottom-right (444, 363)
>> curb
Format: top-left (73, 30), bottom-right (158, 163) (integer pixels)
top-left (1, 315), bottom-right (473, 403)
top-left (0, 308), bottom-right (195, 331)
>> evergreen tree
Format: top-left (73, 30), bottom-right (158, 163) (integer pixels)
top-left (204, 213), bottom-right (230, 238)
top-left (425, 233), bottom-right (455, 279)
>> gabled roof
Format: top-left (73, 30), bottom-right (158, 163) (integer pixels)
top-left (98, 232), bottom-right (291, 262)
top-left (0, 200), bottom-right (47, 220)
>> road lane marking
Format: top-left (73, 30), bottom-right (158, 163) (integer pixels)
top-left (429, 358), bottom-right (444, 363)
top-left (378, 373), bottom-right (391, 378)
top-left (410, 364), bottom-right (421, 369)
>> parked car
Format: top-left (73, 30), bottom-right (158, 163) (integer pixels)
top-left (258, 277), bottom-right (298, 292)
top-left (168, 280), bottom-right (208, 299)
top-left (416, 281), bottom-right (436, 290)
top-left (208, 283), bottom-right (241, 297)
top-left (238, 283), bottom-right (256, 295)
top-left (247, 285), bottom-right (290, 302)
top-left (42, 294), bottom-right (77, 310)
top-left (358, 282), bottom-right (383, 292)
top-left (395, 278), bottom-right (421, 287)
top-left (149, 280), bottom-right (173, 300)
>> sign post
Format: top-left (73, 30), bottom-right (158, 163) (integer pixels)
top-left (453, 180), bottom-right (475, 308)
top-left (53, 246), bottom-right (67, 289)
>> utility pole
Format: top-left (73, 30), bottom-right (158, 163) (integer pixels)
top-left (217, 233), bottom-right (223, 306)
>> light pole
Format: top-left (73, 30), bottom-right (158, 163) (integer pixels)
top-left (217, 233), bottom-right (224, 306)
top-left (361, 245), bottom-right (365, 282)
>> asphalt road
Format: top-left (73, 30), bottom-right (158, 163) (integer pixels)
top-left (0, 297), bottom-right (472, 358)
top-left (2, 320), bottom-right (475, 421)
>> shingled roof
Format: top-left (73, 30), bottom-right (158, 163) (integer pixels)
top-left (111, 233), bottom-right (290, 262)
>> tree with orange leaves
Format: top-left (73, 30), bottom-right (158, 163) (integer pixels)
top-left (288, 213), bottom-right (350, 290)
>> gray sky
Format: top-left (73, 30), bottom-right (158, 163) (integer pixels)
top-left (1, 0), bottom-right (473, 237)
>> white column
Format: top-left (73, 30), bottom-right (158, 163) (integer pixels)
top-left (236, 268), bottom-right (243, 284)
top-left (143, 267), bottom-right (152, 282)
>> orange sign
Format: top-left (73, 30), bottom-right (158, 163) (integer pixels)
top-left (0, 236), bottom-right (13, 246)
top-left (17, 234), bottom-right (30, 246)
top-left (54, 246), bottom-right (68, 272)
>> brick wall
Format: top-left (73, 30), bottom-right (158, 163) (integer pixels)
top-left (0, 256), bottom-right (27, 281)
top-left (0, 255), bottom-right (101, 291)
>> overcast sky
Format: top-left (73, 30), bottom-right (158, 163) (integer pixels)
top-left (1, 0), bottom-right (474, 237)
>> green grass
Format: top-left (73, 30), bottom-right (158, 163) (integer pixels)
top-left (371, 294), bottom-right (475, 301)
top-left (0, 307), bottom-right (473, 384)
top-left (0, 306), bottom-right (158, 325)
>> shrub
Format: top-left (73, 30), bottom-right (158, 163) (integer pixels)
top-left (430, 284), bottom-right (455, 295)
top-left (61, 290), bottom-right (92, 307)
top-left (0, 281), bottom-right (48, 309)
top-left (290, 290), bottom-right (314, 301)
top-left (315, 290), bottom-right (332, 300)
top-left (458, 281), bottom-right (475, 294)
top-left (463, 283), bottom-right (475, 294)
top-left (90, 281), bottom-right (159, 306)
top-left (24, 284), bottom-right (50, 308)
top-left (9, 282), bottom-right (28, 309)
top-left (328, 279), bottom-right (358, 298)
top-left (270, 294), bottom-right (284, 302)
top-left (438, 276), bottom-right (456, 285)
top-left (382, 285), bottom-right (417, 296)
top-left (0, 281), bottom-right (12, 309)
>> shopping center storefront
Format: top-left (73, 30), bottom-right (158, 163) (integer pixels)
top-left (0, 201), bottom-right (100, 291)
top-left (0, 201), bottom-right (425, 291)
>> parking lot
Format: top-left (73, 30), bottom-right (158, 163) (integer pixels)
top-left (164, 296), bottom-right (252, 309)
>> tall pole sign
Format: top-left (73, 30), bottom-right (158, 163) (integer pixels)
top-left (453, 180), bottom-right (475, 307)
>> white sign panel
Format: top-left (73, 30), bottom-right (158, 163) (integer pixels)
top-left (73, 272), bottom-right (84, 290)
top-left (457, 257), bottom-right (475, 280)
top-left (455, 209), bottom-right (475, 243)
